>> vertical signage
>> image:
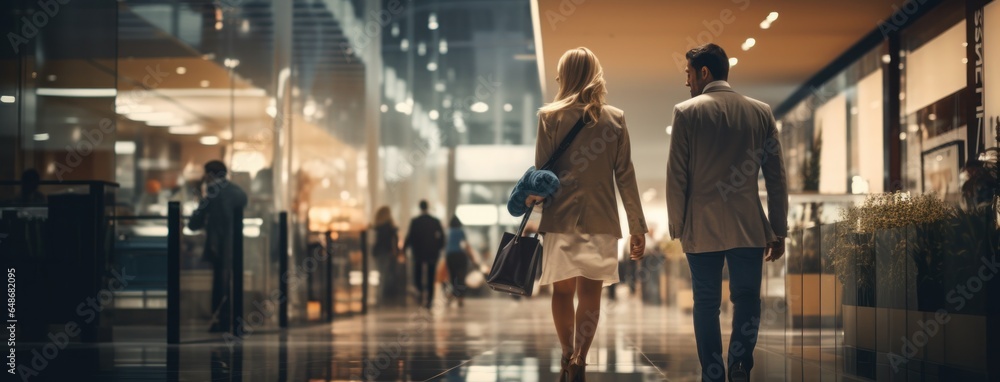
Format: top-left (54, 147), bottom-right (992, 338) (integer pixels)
top-left (968, 0), bottom-right (994, 161)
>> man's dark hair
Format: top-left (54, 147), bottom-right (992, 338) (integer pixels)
top-left (204, 160), bottom-right (228, 178)
top-left (419, 200), bottom-right (429, 212)
top-left (449, 215), bottom-right (463, 228)
top-left (686, 43), bottom-right (729, 81)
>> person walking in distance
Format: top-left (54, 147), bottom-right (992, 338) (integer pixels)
top-left (188, 160), bottom-right (248, 333)
top-left (527, 47), bottom-right (647, 382)
top-left (372, 206), bottom-right (404, 306)
top-left (403, 200), bottom-right (446, 309)
top-left (667, 43), bottom-right (788, 382)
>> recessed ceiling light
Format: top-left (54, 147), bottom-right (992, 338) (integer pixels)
top-left (115, 141), bottom-right (136, 155)
top-left (380, 104), bottom-right (388, 113)
top-left (33, 133), bottom-right (49, 141)
top-left (427, 62), bottom-right (438, 71)
top-left (766, 12), bottom-right (779, 22)
top-left (881, 54), bottom-right (891, 64)
top-left (504, 103), bottom-right (513, 112)
top-left (176, 66), bottom-right (187, 75)
top-left (200, 80), bottom-right (210, 88)
top-left (666, 126), bottom-right (673, 135)
top-left (741, 38), bottom-right (756, 51)
top-left (0, 95), bottom-right (14, 103)
top-left (729, 57), bottom-right (739, 67)
top-left (429, 110), bottom-right (440, 120)
top-left (168, 125), bottom-right (202, 135)
top-left (470, 102), bottom-right (489, 113)
top-left (200, 136), bottom-right (220, 145)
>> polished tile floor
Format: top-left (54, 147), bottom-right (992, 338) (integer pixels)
top-left (16, 294), bottom-right (870, 381)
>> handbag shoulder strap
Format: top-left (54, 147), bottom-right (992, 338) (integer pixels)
top-left (540, 116), bottom-right (589, 171)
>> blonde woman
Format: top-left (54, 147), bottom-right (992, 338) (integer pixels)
top-left (526, 47), bottom-right (647, 381)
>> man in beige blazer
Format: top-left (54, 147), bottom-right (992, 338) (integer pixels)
top-left (666, 43), bottom-right (788, 382)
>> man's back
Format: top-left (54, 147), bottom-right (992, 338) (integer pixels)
top-left (188, 181), bottom-right (248, 262)
top-left (667, 82), bottom-right (788, 254)
top-left (405, 214), bottom-right (444, 260)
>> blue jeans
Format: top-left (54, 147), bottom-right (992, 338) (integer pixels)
top-left (686, 247), bottom-right (764, 382)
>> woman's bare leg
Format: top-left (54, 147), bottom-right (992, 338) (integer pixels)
top-left (572, 277), bottom-right (604, 363)
top-left (552, 278), bottom-right (577, 360)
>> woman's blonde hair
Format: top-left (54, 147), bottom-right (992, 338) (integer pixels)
top-left (538, 47), bottom-right (607, 122)
top-left (374, 206), bottom-right (394, 227)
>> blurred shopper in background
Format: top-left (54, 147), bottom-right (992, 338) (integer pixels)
top-left (373, 206), bottom-right (405, 306)
top-left (444, 216), bottom-right (479, 307)
top-left (404, 200), bottom-right (446, 309)
top-left (187, 160), bottom-right (248, 333)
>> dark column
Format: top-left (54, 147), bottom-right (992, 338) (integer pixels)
top-left (325, 230), bottom-right (334, 322)
top-left (278, 212), bottom-right (289, 328)
top-left (167, 202), bottom-right (180, 344)
top-left (230, 208), bottom-right (244, 337)
top-left (883, 34), bottom-right (902, 191)
top-left (361, 230), bottom-right (369, 315)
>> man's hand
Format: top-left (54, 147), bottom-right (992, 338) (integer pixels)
top-left (629, 234), bottom-right (646, 261)
top-left (765, 236), bottom-right (786, 262)
top-left (525, 194), bottom-right (545, 207)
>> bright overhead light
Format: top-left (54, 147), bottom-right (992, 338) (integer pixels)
top-left (429, 110), bottom-right (440, 120)
top-left (427, 62), bottom-right (438, 71)
top-left (881, 54), bottom-right (891, 64)
top-left (0, 95), bottom-right (14, 103)
top-left (168, 125), bottom-right (202, 135)
top-left (33, 133), bottom-right (49, 141)
top-left (36, 88), bottom-right (117, 97)
top-left (126, 111), bottom-right (176, 122)
top-left (401, 38), bottom-right (409, 51)
top-left (428, 13), bottom-right (439, 30)
top-left (115, 141), bottom-right (136, 155)
top-left (741, 38), bottom-right (756, 51)
top-left (503, 103), bottom-right (513, 112)
top-left (380, 104), bottom-right (388, 113)
top-left (760, 20), bottom-right (771, 29)
top-left (417, 42), bottom-right (427, 56)
top-left (435, 82), bottom-right (446, 92)
top-left (200, 136), bottom-right (220, 145)
top-left (200, 80), bottom-right (210, 88)
top-left (146, 119), bottom-right (186, 127)
top-left (439, 39), bottom-right (448, 54)
top-left (391, 23), bottom-right (399, 37)
top-left (176, 66), bottom-right (187, 75)
top-left (666, 126), bottom-right (673, 135)
top-left (729, 57), bottom-right (739, 67)
top-left (766, 12), bottom-right (779, 22)
top-left (470, 102), bottom-right (489, 113)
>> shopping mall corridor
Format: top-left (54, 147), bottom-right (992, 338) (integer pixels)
top-left (22, 294), bottom-right (874, 382)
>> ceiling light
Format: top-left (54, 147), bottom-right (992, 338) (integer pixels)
top-left (881, 54), bottom-right (891, 64)
top-left (146, 119), bottom-right (186, 127)
top-left (36, 88), bottom-right (117, 97)
top-left (240, 19), bottom-right (250, 33)
top-left (1, 95), bottom-right (14, 103)
top-left (126, 111), bottom-right (176, 122)
top-left (33, 133), bottom-right (49, 141)
top-left (427, 62), bottom-right (438, 71)
top-left (899, 132), bottom-right (907, 140)
top-left (117, 104), bottom-right (153, 114)
top-left (439, 39), bottom-right (448, 54)
top-left (729, 57), bottom-right (739, 67)
top-left (666, 126), bottom-right (673, 135)
top-left (928, 113), bottom-right (937, 121)
top-left (417, 42), bottom-right (427, 56)
top-left (760, 20), bottom-right (771, 29)
top-left (47, 75), bottom-right (56, 82)
top-left (115, 141), bottom-right (136, 155)
top-left (391, 23), bottom-right (399, 37)
top-left (766, 12), bottom-right (779, 22)
top-left (168, 125), bottom-right (202, 135)
top-left (429, 110), bottom-right (440, 120)
top-left (962, 58), bottom-right (969, 64)
top-left (435, 82), bottom-right (446, 92)
top-left (380, 104), bottom-right (388, 113)
top-left (215, 21), bottom-right (223, 31)
top-left (503, 103), bottom-right (513, 112)
top-left (741, 38), bottom-right (756, 51)
top-left (428, 13), bottom-right (439, 30)
top-left (200, 80), bottom-right (210, 88)
top-left (219, 130), bottom-right (232, 140)
top-left (401, 38), bottom-right (409, 51)
top-left (200, 136), bottom-right (220, 145)
top-left (176, 66), bottom-right (186, 75)
top-left (470, 102), bottom-right (489, 113)
top-left (224, 58), bottom-right (240, 68)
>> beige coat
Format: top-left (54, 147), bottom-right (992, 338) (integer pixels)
top-left (534, 105), bottom-right (647, 238)
top-left (667, 81), bottom-right (788, 254)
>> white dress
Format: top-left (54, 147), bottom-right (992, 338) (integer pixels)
top-left (539, 232), bottom-right (619, 287)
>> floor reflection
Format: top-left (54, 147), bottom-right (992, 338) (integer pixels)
top-left (22, 297), bottom-right (821, 381)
